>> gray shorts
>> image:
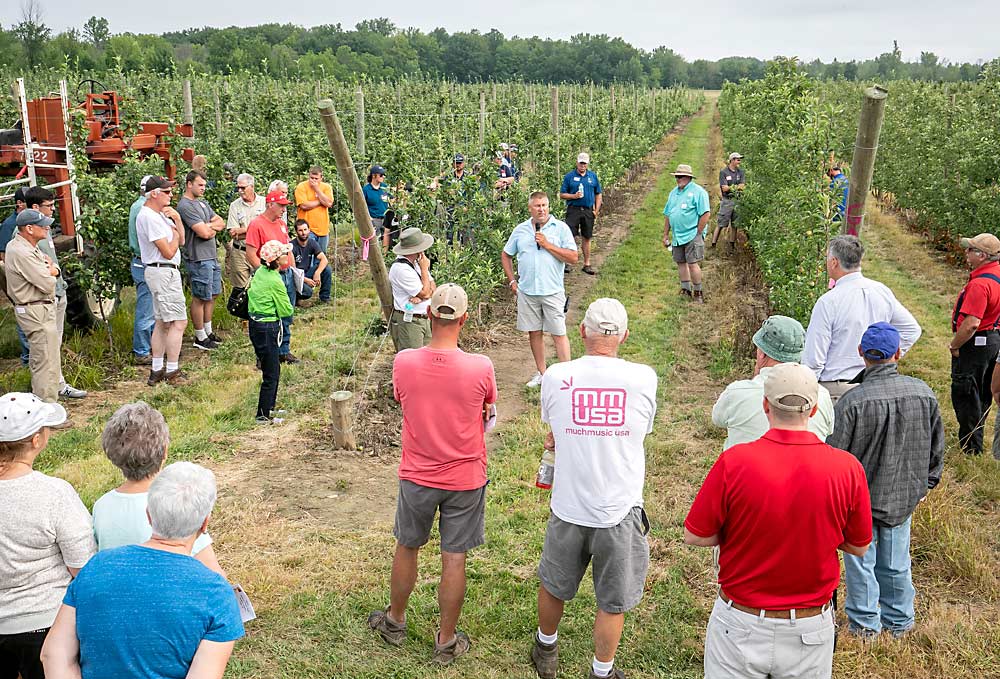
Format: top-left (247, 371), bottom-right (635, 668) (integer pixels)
top-left (144, 266), bottom-right (187, 323)
top-left (717, 198), bottom-right (737, 229)
top-left (393, 479), bottom-right (486, 553)
top-left (516, 290), bottom-right (567, 335)
top-left (537, 507), bottom-right (650, 614)
top-left (672, 233), bottom-right (705, 264)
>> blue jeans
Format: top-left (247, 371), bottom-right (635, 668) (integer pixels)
top-left (279, 268), bottom-right (294, 356)
top-left (843, 517), bottom-right (915, 635)
top-left (248, 319), bottom-right (281, 418)
top-left (17, 325), bottom-right (29, 365)
top-left (312, 234), bottom-right (332, 301)
top-left (131, 257), bottom-right (155, 357)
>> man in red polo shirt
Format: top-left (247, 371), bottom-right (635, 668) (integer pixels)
top-left (684, 362), bottom-right (872, 679)
top-left (949, 233), bottom-right (1000, 455)
top-left (245, 191), bottom-right (299, 363)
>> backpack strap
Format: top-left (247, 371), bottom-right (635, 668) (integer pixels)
top-left (954, 272), bottom-right (1000, 331)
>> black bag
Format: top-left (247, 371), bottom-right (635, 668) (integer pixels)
top-left (227, 284), bottom-right (251, 320)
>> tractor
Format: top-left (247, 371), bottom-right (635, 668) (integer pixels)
top-left (0, 78), bottom-right (194, 329)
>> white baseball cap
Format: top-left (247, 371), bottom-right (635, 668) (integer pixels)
top-left (577, 153), bottom-right (590, 164)
top-left (583, 298), bottom-right (628, 336)
top-left (0, 392), bottom-right (67, 441)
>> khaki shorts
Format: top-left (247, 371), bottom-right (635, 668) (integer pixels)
top-left (516, 290), bottom-right (567, 335)
top-left (389, 311), bottom-right (431, 352)
top-left (393, 479), bottom-right (486, 553)
top-left (672, 233), bottom-right (705, 264)
top-left (537, 508), bottom-right (650, 614)
top-left (144, 266), bottom-right (187, 323)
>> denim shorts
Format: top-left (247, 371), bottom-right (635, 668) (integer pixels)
top-left (186, 258), bottom-right (222, 300)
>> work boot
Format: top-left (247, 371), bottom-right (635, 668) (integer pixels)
top-left (678, 288), bottom-right (692, 298)
top-left (693, 290), bottom-right (705, 304)
top-left (164, 370), bottom-right (189, 386)
top-left (280, 353), bottom-right (301, 364)
top-left (432, 629), bottom-right (470, 666)
top-left (147, 369), bottom-right (165, 386)
top-left (530, 633), bottom-right (558, 679)
top-left (367, 607), bottom-right (407, 646)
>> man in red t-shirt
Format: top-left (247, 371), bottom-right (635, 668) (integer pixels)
top-left (245, 191), bottom-right (299, 363)
top-left (684, 363), bottom-right (872, 679)
top-left (950, 233), bottom-right (1000, 454)
top-left (368, 283), bottom-right (497, 667)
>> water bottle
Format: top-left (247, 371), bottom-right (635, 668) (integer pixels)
top-left (577, 181), bottom-right (585, 199)
top-left (403, 302), bottom-right (414, 323)
top-left (535, 449), bottom-right (555, 489)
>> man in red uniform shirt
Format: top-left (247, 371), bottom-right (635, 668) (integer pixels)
top-left (368, 284), bottom-right (497, 667)
top-left (684, 362), bottom-right (872, 679)
top-left (949, 233), bottom-right (1000, 454)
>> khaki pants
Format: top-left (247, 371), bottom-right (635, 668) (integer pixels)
top-left (15, 303), bottom-right (61, 402)
top-left (389, 311), bottom-right (431, 352)
top-left (226, 242), bottom-right (253, 290)
top-left (819, 380), bottom-right (857, 404)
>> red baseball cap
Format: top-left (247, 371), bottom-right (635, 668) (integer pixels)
top-left (265, 190), bottom-right (291, 205)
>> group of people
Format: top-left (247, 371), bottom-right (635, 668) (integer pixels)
top-left (1, 394), bottom-right (242, 679)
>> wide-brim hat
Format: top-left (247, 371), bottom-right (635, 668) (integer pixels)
top-left (393, 227), bottom-right (434, 256)
top-left (671, 164), bottom-right (695, 177)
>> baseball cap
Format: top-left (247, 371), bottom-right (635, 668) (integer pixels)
top-left (370, 165), bottom-right (386, 176)
top-left (265, 190), bottom-right (291, 205)
top-left (259, 239), bottom-right (292, 263)
top-left (144, 176), bottom-right (176, 192)
top-left (16, 208), bottom-right (54, 228)
top-left (583, 298), bottom-right (628, 336)
top-left (728, 152), bottom-right (744, 161)
top-left (499, 143), bottom-right (509, 150)
top-left (577, 152), bottom-right (590, 164)
top-left (453, 153), bottom-right (465, 163)
top-left (510, 144), bottom-right (519, 151)
top-left (860, 321), bottom-right (900, 360)
top-left (0, 392), bottom-right (67, 441)
top-left (763, 363), bottom-right (819, 413)
top-left (139, 175), bottom-right (153, 194)
top-left (430, 283), bottom-right (468, 320)
top-left (752, 315), bottom-right (805, 363)
top-left (959, 233), bottom-right (1000, 256)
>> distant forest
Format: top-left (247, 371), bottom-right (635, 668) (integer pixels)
top-left (2, 7), bottom-right (990, 87)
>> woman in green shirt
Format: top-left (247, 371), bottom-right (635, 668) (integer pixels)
top-left (248, 240), bottom-right (294, 423)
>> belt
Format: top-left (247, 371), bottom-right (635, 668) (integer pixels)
top-left (393, 309), bottom-right (427, 319)
top-left (146, 262), bottom-right (178, 269)
top-left (17, 299), bottom-right (53, 306)
top-left (719, 591), bottom-right (828, 620)
top-left (250, 316), bottom-right (279, 323)
top-left (974, 330), bottom-right (999, 336)
top-left (232, 242), bottom-right (247, 251)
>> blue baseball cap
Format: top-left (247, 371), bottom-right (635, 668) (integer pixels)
top-left (861, 322), bottom-right (900, 360)
top-left (453, 153), bottom-right (465, 163)
top-left (370, 165), bottom-right (386, 176)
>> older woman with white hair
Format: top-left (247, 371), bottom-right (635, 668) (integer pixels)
top-left (0, 393), bottom-right (95, 679)
top-left (41, 462), bottom-right (244, 679)
top-left (92, 401), bottom-right (224, 575)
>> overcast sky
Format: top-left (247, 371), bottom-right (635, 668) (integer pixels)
top-left (27, 0), bottom-right (1000, 64)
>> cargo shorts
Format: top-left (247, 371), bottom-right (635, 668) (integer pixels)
top-left (393, 479), bottom-right (487, 554)
top-left (672, 233), bottom-right (705, 264)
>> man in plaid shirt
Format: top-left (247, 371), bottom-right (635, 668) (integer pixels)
top-left (827, 321), bottom-right (944, 639)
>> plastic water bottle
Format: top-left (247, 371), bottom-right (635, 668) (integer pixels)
top-left (403, 302), bottom-right (414, 323)
top-left (535, 449), bottom-right (555, 489)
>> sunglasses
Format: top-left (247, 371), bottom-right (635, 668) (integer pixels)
top-left (237, 185), bottom-right (251, 190)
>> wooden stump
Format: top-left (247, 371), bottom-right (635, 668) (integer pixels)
top-left (330, 390), bottom-right (357, 450)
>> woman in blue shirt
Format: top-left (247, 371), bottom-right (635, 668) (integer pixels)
top-left (363, 165), bottom-right (391, 247)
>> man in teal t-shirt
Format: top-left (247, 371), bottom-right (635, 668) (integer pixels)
top-left (662, 164), bottom-right (711, 304)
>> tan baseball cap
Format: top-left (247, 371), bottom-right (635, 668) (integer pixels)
top-left (583, 298), bottom-right (628, 336)
top-left (763, 363), bottom-right (819, 413)
top-left (959, 233), bottom-right (1000, 256)
top-left (577, 152), bottom-right (590, 164)
top-left (430, 283), bottom-right (468, 320)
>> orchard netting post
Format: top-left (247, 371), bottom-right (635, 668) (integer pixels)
top-left (844, 85), bottom-right (888, 237)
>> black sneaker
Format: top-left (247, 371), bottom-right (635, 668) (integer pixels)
top-left (193, 337), bottom-right (220, 351)
top-left (208, 332), bottom-right (224, 344)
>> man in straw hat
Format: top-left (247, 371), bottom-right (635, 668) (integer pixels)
top-left (685, 362), bottom-right (872, 679)
top-left (712, 315), bottom-right (834, 450)
top-left (389, 227), bottom-right (436, 352)
top-left (370, 283), bottom-right (497, 666)
top-left (529, 298), bottom-right (657, 679)
top-left (662, 164), bottom-right (711, 303)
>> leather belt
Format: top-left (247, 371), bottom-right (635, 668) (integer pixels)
top-left (146, 262), bottom-right (178, 269)
top-left (719, 591), bottom-right (828, 620)
top-left (393, 309), bottom-right (427, 319)
top-left (232, 242), bottom-right (247, 251)
top-left (19, 299), bottom-right (54, 306)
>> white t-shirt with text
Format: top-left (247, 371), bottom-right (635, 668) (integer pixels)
top-left (541, 355), bottom-right (658, 528)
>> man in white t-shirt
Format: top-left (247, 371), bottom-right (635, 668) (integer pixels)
top-left (135, 176), bottom-right (188, 387)
top-left (530, 298), bottom-right (658, 679)
top-left (388, 227), bottom-right (436, 352)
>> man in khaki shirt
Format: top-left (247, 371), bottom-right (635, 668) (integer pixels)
top-left (225, 173), bottom-right (265, 291)
top-left (4, 209), bottom-right (62, 402)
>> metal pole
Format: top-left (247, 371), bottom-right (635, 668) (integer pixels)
top-left (317, 99), bottom-right (393, 322)
top-left (355, 86), bottom-right (366, 159)
top-left (844, 85), bottom-right (889, 236)
top-left (479, 90), bottom-right (486, 152)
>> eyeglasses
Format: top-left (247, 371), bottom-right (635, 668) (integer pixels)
top-left (40, 202), bottom-right (56, 209)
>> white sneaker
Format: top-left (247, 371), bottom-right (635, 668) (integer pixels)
top-left (525, 372), bottom-right (543, 388)
top-left (59, 384), bottom-right (88, 399)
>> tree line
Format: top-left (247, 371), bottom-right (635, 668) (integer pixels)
top-left (0, 7), bottom-right (989, 88)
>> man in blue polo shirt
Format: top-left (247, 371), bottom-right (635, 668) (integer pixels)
top-left (662, 164), bottom-right (711, 304)
top-left (501, 191), bottom-right (578, 388)
top-left (559, 153), bottom-right (603, 275)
